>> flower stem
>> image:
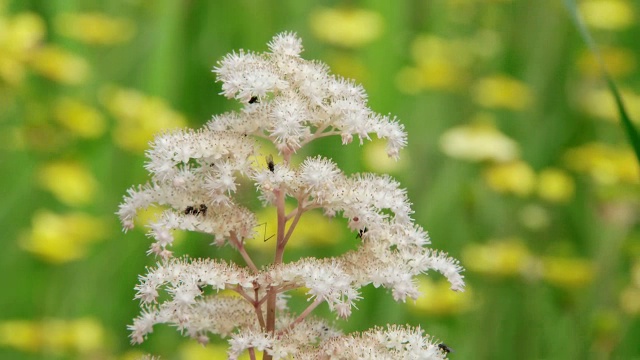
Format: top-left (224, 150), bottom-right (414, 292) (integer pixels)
top-left (230, 233), bottom-right (259, 274)
top-left (279, 297), bottom-right (325, 335)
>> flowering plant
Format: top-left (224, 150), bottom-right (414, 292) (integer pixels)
top-left (118, 32), bottom-right (465, 360)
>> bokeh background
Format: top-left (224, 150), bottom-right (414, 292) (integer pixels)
top-left (1, 0), bottom-right (639, 359)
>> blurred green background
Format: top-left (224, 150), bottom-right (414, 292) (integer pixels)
top-left (1, 0), bottom-right (639, 359)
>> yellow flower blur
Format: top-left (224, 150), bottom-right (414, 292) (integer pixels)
top-left (0, 12), bottom-right (45, 85)
top-left (0, 318), bottom-right (105, 355)
top-left (101, 85), bottom-right (187, 153)
top-left (38, 161), bottom-right (98, 206)
top-left (462, 238), bottom-right (535, 277)
top-left (309, 7), bottom-right (383, 48)
top-left (564, 143), bottom-right (639, 184)
top-left (19, 210), bottom-right (107, 263)
top-left (537, 168), bottom-right (575, 203)
top-left (518, 204), bottom-right (551, 230)
top-left (409, 278), bottom-right (473, 315)
top-left (396, 35), bottom-right (470, 92)
top-left (53, 98), bottom-right (107, 138)
top-left (577, 87), bottom-right (640, 124)
top-left (439, 119), bottom-right (519, 162)
top-left (363, 139), bottom-right (408, 173)
top-left (541, 256), bottom-right (594, 288)
top-left (576, 47), bottom-right (636, 78)
top-left (620, 286), bottom-right (640, 315)
top-left (579, 0), bottom-right (634, 30)
top-left (30, 45), bottom-right (90, 85)
top-left (483, 161), bottom-right (536, 196)
top-left (473, 75), bottom-right (533, 110)
top-left (55, 12), bottom-right (135, 45)
top-left (0, 320), bottom-right (38, 352)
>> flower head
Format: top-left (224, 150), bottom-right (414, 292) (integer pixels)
top-left (120, 32), bottom-right (463, 359)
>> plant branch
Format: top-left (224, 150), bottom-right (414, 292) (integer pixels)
top-left (229, 232), bottom-right (259, 274)
top-left (278, 297), bottom-right (325, 335)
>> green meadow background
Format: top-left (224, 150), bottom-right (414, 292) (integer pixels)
top-left (1, 0), bottom-right (639, 359)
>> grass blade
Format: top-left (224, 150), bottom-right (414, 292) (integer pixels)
top-left (563, 0), bottom-right (640, 165)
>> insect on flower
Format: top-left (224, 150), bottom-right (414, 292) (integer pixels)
top-left (184, 204), bottom-right (207, 216)
top-left (266, 154), bottom-right (275, 172)
top-left (356, 227), bottom-right (368, 239)
top-left (438, 343), bottom-right (454, 354)
top-left (248, 96), bottom-right (259, 104)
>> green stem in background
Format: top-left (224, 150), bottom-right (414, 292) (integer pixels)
top-left (563, 0), bottom-right (640, 165)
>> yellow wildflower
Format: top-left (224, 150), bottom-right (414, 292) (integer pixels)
top-left (404, 35), bottom-right (469, 91)
top-left (55, 12), bottom-right (135, 45)
top-left (541, 256), bottom-right (594, 288)
top-left (537, 168), bottom-right (575, 203)
top-left (439, 118), bottom-right (519, 162)
top-left (67, 318), bottom-right (105, 353)
top-left (29, 45), bottom-right (89, 85)
top-left (462, 238), bottom-right (535, 277)
top-left (363, 139), bottom-right (408, 173)
top-left (0, 318), bottom-right (105, 354)
top-left (483, 161), bottom-right (536, 196)
top-left (564, 143), bottom-right (639, 184)
top-left (632, 260), bottom-right (640, 288)
top-left (411, 35), bottom-right (472, 68)
top-left (576, 47), bottom-right (636, 78)
top-left (577, 87), bottom-right (640, 123)
top-left (620, 286), bottom-right (640, 315)
top-left (0, 320), bottom-right (39, 352)
top-left (518, 204), bottom-right (551, 230)
top-left (53, 97), bottom-right (107, 138)
top-left (19, 210), bottom-right (107, 263)
top-left (409, 277), bottom-right (473, 315)
top-left (473, 74), bottom-right (533, 110)
top-left (0, 12), bottom-right (45, 56)
top-left (38, 161), bottom-right (97, 206)
top-left (100, 85), bottom-right (187, 153)
top-left (309, 7), bottom-right (383, 48)
top-left (579, 0), bottom-right (634, 30)
top-left (0, 12), bottom-right (45, 85)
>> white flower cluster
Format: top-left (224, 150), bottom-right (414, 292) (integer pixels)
top-left (120, 32), bottom-right (464, 360)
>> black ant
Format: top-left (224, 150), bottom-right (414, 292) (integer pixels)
top-left (266, 155), bottom-right (275, 172)
top-left (184, 204), bottom-right (208, 216)
top-left (249, 96), bottom-right (259, 104)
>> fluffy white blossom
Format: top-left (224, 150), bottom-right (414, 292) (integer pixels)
top-left (120, 32), bottom-right (463, 359)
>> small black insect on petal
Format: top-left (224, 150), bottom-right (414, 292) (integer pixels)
top-left (356, 227), bottom-right (368, 239)
top-left (438, 343), bottom-right (453, 354)
top-left (266, 154), bottom-right (275, 172)
top-left (249, 96), bottom-right (259, 104)
top-left (184, 204), bottom-right (207, 216)
top-left (199, 204), bottom-right (208, 216)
